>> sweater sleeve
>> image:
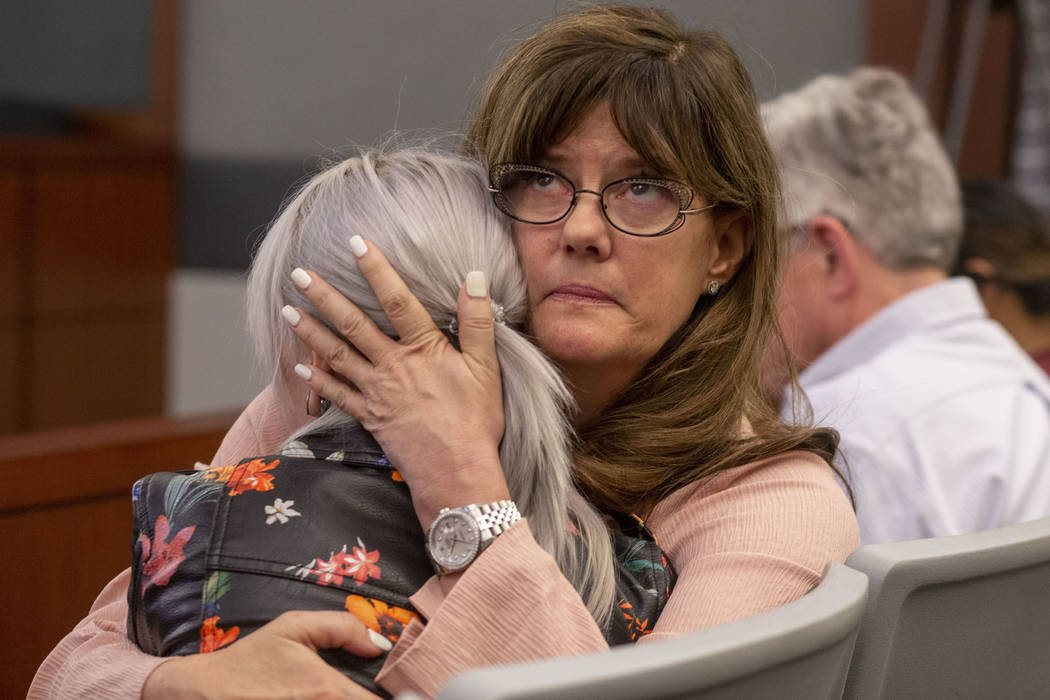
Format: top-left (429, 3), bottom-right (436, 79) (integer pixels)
top-left (27, 569), bottom-right (167, 700)
top-left (375, 451), bottom-right (859, 697)
top-left (27, 387), bottom-right (298, 700)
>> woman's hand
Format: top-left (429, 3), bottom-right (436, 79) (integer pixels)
top-left (142, 610), bottom-right (388, 699)
top-left (283, 236), bottom-right (510, 527)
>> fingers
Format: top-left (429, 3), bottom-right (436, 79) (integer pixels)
top-left (269, 610), bottom-right (392, 657)
top-left (283, 298), bottom-right (372, 378)
top-left (294, 360), bottom-right (366, 420)
top-left (345, 237), bottom-right (439, 345)
top-left (290, 267), bottom-right (393, 363)
top-left (457, 271), bottom-right (499, 374)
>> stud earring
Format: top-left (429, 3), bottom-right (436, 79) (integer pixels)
top-left (707, 280), bottom-right (720, 295)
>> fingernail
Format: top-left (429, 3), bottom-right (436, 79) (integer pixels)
top-left (281, 305), bottom-right (301, 326)
top-left (465, 270), bottom-right (487, 298)
top-left (349, 235), bottom-right (368, 258)
top-left (294, 363), bottom-right (312, 380)
top-left (291, 268), bottom-right (312, 289)
top-left (368, 629), bottom-right (393, 652)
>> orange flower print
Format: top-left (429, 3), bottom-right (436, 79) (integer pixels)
top-left (618, 599), bottom-right (652, 640)
top-left (199, 616), bottom-right (240, 653)
top-left (139, 515), bottom-right (195, 593)
top-left (286, 538), bottom-right (381, 587)
top-left (200, 458), bottom-right (278, 496)
top-left (345, 594), bottom-right (420, 644)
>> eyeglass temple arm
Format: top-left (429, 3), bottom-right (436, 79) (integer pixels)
top-left (681, 202), bottom-right (718, 215)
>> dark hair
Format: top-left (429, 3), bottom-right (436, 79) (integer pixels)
top-left (466, 5), bottom-right (839, 514)
top-left (957, 180), bottom-right (1050, 316)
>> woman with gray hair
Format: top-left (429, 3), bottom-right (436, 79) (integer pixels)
top-left (123, 148), bottom-right (671, 696)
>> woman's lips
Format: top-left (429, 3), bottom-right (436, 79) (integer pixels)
top-left (547, 284), bottom-right (617, 305)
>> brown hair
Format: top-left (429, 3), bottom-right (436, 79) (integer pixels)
top-left (957, 179), bottom-right (1050, 316)
top-left (467, 5), bottom-right (840, 515)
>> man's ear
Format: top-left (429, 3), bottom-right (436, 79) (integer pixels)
top-left (707, 210), bottom-right (750, 282)
top-left (807, 214), bottom-right (858, 300)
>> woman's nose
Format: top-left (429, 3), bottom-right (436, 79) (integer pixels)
top-left (560, 192), bottom-right (612, 258)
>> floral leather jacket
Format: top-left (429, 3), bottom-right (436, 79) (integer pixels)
top-left (127, 424), bottom-right (674, 697)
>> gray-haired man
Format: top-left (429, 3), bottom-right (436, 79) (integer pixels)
top-left (763, 67), bottom-right (1050, 544)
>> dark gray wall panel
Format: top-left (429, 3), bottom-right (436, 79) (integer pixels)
top-left (178, 159), bottom-right (313, 269)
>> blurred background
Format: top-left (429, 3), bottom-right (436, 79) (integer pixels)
top-left (1, 0), bottom-right (1031, 432)
top-left (0, 0), bottom-right (1038, 695)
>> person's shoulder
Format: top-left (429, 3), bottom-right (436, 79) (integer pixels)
top-left (695, 449), bottom-right (842, 497)
top-left (648, 450), bottom-right (859, 570)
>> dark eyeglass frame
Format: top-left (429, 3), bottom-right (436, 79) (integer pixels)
top-left (487, 163), bottom-right (717, 237)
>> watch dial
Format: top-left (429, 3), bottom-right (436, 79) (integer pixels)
top-left (429, 511), bottom-right (480, 569)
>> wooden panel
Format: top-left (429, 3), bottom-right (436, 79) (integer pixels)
top-left (1, 497), bottom-right (138, 699)
top-left (31, 163), bottom-right (174, 316)
top-left (30, 314), bottom-right (165, 430)
top-left (0, 168), bottom-right (21, 320)
top-left (0, 327), bottom-right (16, 434)
top-left (0, 413), bottom-right (236, 510)
top-left (867, 0), bottom-right (1019, 178)
top-left (0, 411), bottom-right (234, 699)
top-left (954, 8), bottom-right (1017, 177)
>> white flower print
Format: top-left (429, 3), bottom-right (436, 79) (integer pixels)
top-left (265, 498), bottom-right (301, 525)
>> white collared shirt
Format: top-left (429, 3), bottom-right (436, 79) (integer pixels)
top-left (782, 277), bottom-right (1050, 544)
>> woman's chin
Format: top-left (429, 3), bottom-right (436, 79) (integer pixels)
top-left (534, 323), bottom-right (631, 373)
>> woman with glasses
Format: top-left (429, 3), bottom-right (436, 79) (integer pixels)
top-left (32, 6), bottom-right (857, 700)
top-left (956, 180), bottom-right (1050, 376)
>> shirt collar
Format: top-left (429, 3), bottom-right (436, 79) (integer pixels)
top-left (798, 277), bottom-right (987, 386)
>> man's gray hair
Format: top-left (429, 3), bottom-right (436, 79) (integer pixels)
top-left (762, 67), bottom-right (963, 271)
top-left (246, 148), bottom-right (615, 626)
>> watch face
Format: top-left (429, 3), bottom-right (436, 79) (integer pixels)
top-left (428, 510), bottom-right (481, 571)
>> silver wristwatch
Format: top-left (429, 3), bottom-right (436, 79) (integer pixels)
top-left (426, 500), bottom-right (521, 575)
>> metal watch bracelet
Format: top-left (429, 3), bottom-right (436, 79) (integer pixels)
top-left (465, 499), bottom-right (522, 547)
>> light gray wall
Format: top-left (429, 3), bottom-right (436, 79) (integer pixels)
top-left (177, 0), bottom-right (865, 268)
top-left (180, 0), bottom-right (864, 159)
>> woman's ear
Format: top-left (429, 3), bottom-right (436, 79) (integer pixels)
top-left (707, 210), bottom-right (750, 282)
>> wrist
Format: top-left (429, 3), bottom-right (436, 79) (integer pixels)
top-left (143, 656), bottom-right (200, 700)
top-left (411, 452), bottom-right (509, 529)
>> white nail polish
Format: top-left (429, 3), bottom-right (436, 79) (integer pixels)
top-left (368, 629), bottom-right (393, 652)
top-left (291, 268), bottom-right (312, 289)
top-left (349, 235), bottom-right (368, 258)
top-left (465, 270), bottom-right (487, 298)
top-left (294, 363), bottom-right (312, 380)
top-left (281, 305), bottom-right (301, 326)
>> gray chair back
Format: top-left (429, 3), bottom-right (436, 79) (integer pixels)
top-left (843, 516), bottom-right (1050, 699)
top-left (430, 561), bottom-right (867, 700)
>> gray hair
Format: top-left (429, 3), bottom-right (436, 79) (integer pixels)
top-left (246, 148), bottom-right (616, 627)
top-left (762, 66), bottom-right (962, 271)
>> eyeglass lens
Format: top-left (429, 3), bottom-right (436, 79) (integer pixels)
top-left (494, 168), bottom-right (685, 236)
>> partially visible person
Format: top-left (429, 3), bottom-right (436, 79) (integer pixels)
top-left (956, 179), bottom-right (1050, 375)
top-left (32, 7), bottom-right (858, 700)
top-left (763, 67), bottom-right (1050, 544)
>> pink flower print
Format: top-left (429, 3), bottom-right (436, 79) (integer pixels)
top-left (286, 538), bottom-right (381, 588)
top-left (140, 515), bottom-right (195, 592)
top-left (344, 539), bottom-right (382, 586)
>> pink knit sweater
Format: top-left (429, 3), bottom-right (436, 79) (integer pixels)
top-left (29, 387), bottom-right (859, 699)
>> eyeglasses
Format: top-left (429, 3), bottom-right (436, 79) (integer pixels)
top-left (487, 164), bottom-right (717, 237)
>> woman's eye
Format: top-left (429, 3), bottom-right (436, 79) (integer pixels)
top-left (626, 182), bottom-right (669, 202)
top-left (531, 174), bottom-right (557, 189)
